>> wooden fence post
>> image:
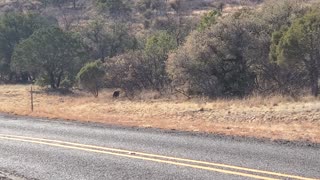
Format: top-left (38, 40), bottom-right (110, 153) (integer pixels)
top-left (30, 85), bottom-right (34, 112)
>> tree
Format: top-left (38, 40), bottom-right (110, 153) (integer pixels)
top-left (271, 11), bottom-right (320, 96)
top-left (105, 31), bottom-right (177, 94)
top-left (40, 0), bottom-right (66, 7)
top-left (136, 0), bottom-right (167, 16)
top-left (167, 16), bottom-right (256, 98)
top-left (77, 61), bottom-right (105, 97)
top-left (83, 20), bottom-right (137, 61)
top-left (0, 13), bottom-right (55, 82)
top-left (40, 0), bottom-right (78, 9)
top-left (212, 2), bottom-right (225, 12)
top-left (83, 20), bottom-right (110, 62)
top-left (167, 0), bottom-right (192, 45)
top-left (12, 27), bottom-right (86, 89)
top-left (144, 31), bottom-right (177, 91)
top-left (197, 10), bottom-right (221, 31)
top-left (151, 16), bottom-right (195, 46)
top-left (136, 0), bottom-right (168, 28)
top-left (236, 0), bottom-right (309, 95)
top-left (105, 51), bottom-right (145, 95)
top-left (94, 0), bottom-right (131, 19)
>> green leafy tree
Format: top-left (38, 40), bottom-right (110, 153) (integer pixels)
top-left (83, 20), bottom-right (137, 61)
top-left (83, 20), bottom-right (110, 62)
top-left (198, 10), bottom-right (221, 31)
top-left (144, 31), bottom-right (177, 90)
top-left (40, 0), bottom-right (78, 9)
top-left (40, 0), bottom-right (66, 7)
top-left (167, 16), bottom-right (256, 98)
top-left (105, 51), bottom-right (145, 95)
top-left (95, 0), bottom-right (131, 19)
top-left (212, 2), bottom-right (225, 12)
top-left (12, 27), bottom-right (86, 89)
top-left (104, 31), bottom-right (177, 94)
top-left (136, 0), bottom-right (167, 15)
top-left (0, 13), bottom-right (55, 82)
top-left (271, 11), bottom-right (320, 96)
top-left (231, 0), bottom-right (308, 95)
top-left (77, 61), bottom-right (105, 97)
top-left (136, 0), bottom-right (168, 28)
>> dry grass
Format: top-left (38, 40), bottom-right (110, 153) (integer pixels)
top-left (0, 85), bottom-right (319, 143)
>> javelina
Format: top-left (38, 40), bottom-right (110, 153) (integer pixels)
top-left (113, 91), bottom-right (120, 98)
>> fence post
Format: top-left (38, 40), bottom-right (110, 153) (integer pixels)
top-left (30, 85), bottom-right (34, 112)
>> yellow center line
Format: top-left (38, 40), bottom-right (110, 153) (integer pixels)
top-left (0, 136), bottom-right (278, 180)
top-left (0, 134), bottom-right (318, 180)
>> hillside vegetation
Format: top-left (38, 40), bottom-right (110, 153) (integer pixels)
top-left (1, 0), bottom-right (319, 98)
top-left (0, 0), bottom-right (320, 143)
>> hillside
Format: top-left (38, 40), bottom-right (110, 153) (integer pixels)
top-left (0, 0), bottom-right (261, 30)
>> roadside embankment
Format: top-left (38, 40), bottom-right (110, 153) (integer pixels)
top-left (0, 85), bottom-right (319, 144)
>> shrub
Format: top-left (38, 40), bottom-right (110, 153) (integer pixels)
top-left (77, 61), bottom-right (105, 97)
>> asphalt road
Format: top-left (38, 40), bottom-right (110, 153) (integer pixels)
top-left (0, 114), bottom-right (319, 180)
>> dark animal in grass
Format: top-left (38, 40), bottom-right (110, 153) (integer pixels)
top-left (113, 91), bottom-right (120, 98)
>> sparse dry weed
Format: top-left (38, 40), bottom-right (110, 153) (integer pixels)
top-left (0, 85), bottom-right (319, 143)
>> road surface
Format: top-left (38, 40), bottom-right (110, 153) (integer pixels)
top-left (0, 114), bottom-right (319, 180)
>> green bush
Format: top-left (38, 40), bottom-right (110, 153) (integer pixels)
top-left (77, 61), bottom-right (105, 97)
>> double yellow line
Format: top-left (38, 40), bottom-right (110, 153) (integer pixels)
top-left (0, 134), bottom-right (317, 180)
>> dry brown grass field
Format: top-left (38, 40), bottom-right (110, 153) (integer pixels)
top-left (0, 85), bottom-right (319, 143)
